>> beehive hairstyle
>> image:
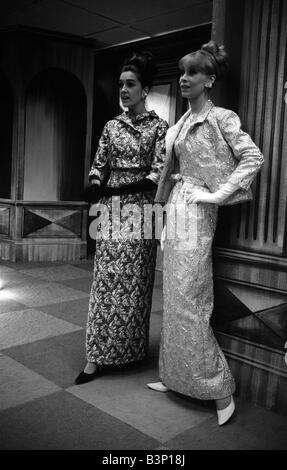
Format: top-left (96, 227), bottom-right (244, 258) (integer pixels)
top-left (178, 40), bottom-right (228, 81)
top-left (121, 51), bottom-right (157, 88)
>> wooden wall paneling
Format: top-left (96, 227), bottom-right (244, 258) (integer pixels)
top-left (14, 239), bottom-right (86, 263)
top-left (282, 55), bottom-right (287, 255)
top-left (84, 57), bottom-right (94, 187)
top-left (0, 206), bottom-right (10, 236)
top-left (216, 331), bottom-right (287, 414)
top-left (262, 0), bottom-right (283, 247)
top-left (11, 32), bottom-right (95, 204)
top-left (211, 0), bottom-right (287, 415)
top-left (211, 0), bottom-right (245, 110)
top-left (15, 34), bottom-right (93, 97)
top-left (0, 30), bottom-right (95, 261)
top-left (0, 72), bottom-right (13, 199)
top-left (0, 201), bottom-right (15, 260)
top-left (23, 68), bottom-right (87, 201)
top-left (226, 0), bottom-right (264, 252)
top-left (22, 207), bottom-right (82, 238)
top-left (214, 255), bottom-right (287, 293)
top-left (224, 0), bottom-right (287, 257)
top-left (15, 91), bottom-right (26, 202)
top-left (232, 0), bottom-right (260, 247)
top-left (255, 0), bottom-right (284, 254)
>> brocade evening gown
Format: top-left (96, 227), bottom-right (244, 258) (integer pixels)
top-left (86, 110), bottom-right (168, 365)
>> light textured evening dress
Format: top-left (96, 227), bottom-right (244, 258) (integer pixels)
top-left (158, 101), bottom-right (263, 399)
top-left (86, 110), bottom-right (168, 366)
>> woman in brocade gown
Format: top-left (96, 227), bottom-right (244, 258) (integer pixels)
top-left (75, 52), bottom-right (168, 385)
top-left (147, 41), bottom-right (264, 425)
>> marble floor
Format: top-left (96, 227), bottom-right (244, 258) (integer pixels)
top-left (0, 259), bottom-right (287, 450)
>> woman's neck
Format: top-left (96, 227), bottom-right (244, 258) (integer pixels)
top-left (188, 95), bottom-right (210, 114)
top-left (128, 102), bottom-right (147, 119)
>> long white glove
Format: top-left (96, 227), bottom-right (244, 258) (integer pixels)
top-left (186, 182), bottom-right (239, 204)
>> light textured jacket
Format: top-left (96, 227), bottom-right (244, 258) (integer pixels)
top-left (155, 101), bottom-right (264, 205)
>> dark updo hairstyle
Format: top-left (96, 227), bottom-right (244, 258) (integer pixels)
top-left (179, 40), bottom-right (228, 81)
top-left (121, 51), bottom-right (157, 89)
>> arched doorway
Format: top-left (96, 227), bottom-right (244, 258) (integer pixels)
top-left (24, 68), bottom-right (87, 201)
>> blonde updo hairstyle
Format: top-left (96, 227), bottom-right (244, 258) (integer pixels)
top-left (179, 40), bottom-right (228, 81)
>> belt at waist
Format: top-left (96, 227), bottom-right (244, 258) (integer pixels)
top-left (170, 173), bottom-right (206, 187)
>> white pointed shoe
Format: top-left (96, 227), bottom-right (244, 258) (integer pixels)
top-left (217, 396), bottom-right (235, 426)
top-left (147, 382), bottom-right (170, 392)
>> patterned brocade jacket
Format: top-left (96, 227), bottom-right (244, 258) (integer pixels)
top-left (155, 101), bottom-right (264, 205)
top-left (89, 110), bottom-right (169, 188)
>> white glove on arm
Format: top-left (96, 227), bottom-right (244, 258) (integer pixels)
top-left (186, 181), bottom-right (240, 204)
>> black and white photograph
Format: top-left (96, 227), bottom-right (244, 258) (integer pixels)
top-left (0, 0), bottom-right (286, 455)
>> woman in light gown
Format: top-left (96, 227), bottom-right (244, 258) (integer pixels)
top-left (147, 41), bottom-right (264, 425)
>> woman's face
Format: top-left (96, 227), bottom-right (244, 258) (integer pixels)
top-left (179, 59), bottom-right (214, 101)
top-left (119, 71), bottom-right (145, 110)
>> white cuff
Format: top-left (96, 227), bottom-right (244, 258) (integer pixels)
top-left (212, 182), bottom-right (240, 203)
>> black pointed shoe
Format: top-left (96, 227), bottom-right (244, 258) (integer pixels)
top-left (75, 368), bottom-right (99, 385)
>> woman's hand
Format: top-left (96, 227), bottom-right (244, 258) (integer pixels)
top-left (186, 189), bottom-right (219, 204)
top-left (82, 181), bottom-right (102, 202)
top-left (160, 225), bottom-right (167, 251)
top-left (186, 182), bottom-right (240, 205)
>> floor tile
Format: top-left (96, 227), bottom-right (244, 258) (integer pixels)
top-left (167, 399), bottom-right (287, 450)
top-left (1, 259), bottom-right (286, 451)
top-left (0, 309), bottom-right (81, 349)
top-left (68, 369), bottom-right (212, 443)
top-left (0, 265), bottom-right (16, 274)
top-left (0, 297), bottom-right (27, 315)
top-left (2, 306), bottom-right (161, 389)
top-left (3, 281), bottom-right (88, 307)
top-left (167, 415), bottom-right (263, 450)
top-left (233, 400), bottom-right (287, 449)
top-left (4, 330), bottom-right (86, 389)
top-left (58, 277), bottom-right (92, 293)
top-left (19, 265), bottom-right (92, 282)
top-left (0, 391), bottom-right (159, 449)
top-left (72, 259), bottom-right (94, 271)
top-left (227, 284), bottom-right (287, 313)
top-left (39, 297), bottom-right (89, 327)
top-left (0, 354), bottom-right (60, 411)
top-left (0, 271), bottom-right (45, 289)
top-left (1, 261), bottom-right (66, 270)
top-left (154, 445), bottom-right (171, 450)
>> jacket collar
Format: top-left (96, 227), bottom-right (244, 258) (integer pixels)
top-left (166, 100), bottom-right (214, 155)
top-left (115, 110), bottom-right (158, 131)
top-left (189, 99), bottom-right (214, 126)
top-left (175, 99), bottom-right (214, 134)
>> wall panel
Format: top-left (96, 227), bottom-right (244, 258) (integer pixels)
top-left (217, 0), bottom-right (287, 258)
